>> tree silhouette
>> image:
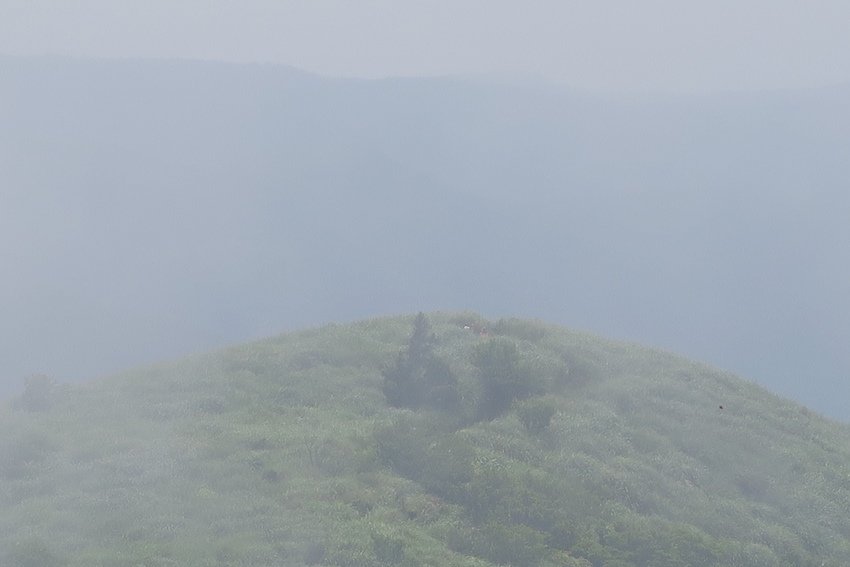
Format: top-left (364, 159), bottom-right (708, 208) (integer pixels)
top-left (382, 313), bottom-right (458, 411)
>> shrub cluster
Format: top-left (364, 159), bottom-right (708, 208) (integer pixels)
top-left (473, 338), bottom-right (544, 420)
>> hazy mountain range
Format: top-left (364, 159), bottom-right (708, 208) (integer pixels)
top-left (1, 55), bottom-right (848, 419)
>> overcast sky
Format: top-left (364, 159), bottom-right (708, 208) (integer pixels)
top-left (2, 1), bottom-right (850, 93)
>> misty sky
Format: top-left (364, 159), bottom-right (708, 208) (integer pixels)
top-left (3, 1), bottom-right (850, 93)
top-left (2, 3), bottom-right (849, 420)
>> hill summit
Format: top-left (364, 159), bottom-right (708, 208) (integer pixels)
top-left (2, 313), bottom-right (849, 566)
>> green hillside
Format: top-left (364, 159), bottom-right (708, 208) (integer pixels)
top-left (2, 313), bottom-right (849, 566)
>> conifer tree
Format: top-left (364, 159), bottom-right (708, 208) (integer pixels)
top-left (383, 313), bottom-right (458, 411)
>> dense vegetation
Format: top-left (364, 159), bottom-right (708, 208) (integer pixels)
top-left (2, 313), bottom-right (849, 566)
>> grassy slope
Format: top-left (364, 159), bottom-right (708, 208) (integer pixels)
top-left (1, 313), bottom-right (849, 566)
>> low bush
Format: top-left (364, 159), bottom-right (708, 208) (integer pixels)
top-left (515, 396), bottom-right (558, 434)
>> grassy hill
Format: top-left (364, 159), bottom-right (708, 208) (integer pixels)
top-left (2, 313), bottom-right (849, 566)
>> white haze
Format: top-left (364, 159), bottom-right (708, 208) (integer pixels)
top-left (1, 3), bottom-right (848, 420)
top-left (2, 1), bottom-right (850, 94)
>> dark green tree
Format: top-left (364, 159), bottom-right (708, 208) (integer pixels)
top-left (406, 311), bottom-right (435, 363)
top-left (382, 313), bottom-right (458, 411)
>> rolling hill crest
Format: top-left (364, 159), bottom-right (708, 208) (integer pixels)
top-left (2, 313), bottom-right (849, 566)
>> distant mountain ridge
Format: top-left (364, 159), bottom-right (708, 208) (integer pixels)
top-left (2, 313), bottom-right (849, 566)
top-left (1, 55), bottom-right (848, 419)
